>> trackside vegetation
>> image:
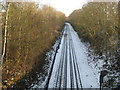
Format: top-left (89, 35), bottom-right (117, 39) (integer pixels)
top-left (2, 2), bottom-right (65, 88)
top-left (68, 2), bottom-right (119, 88)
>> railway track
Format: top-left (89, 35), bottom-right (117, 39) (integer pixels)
top-left (45, 23), bottom-right (83, 89)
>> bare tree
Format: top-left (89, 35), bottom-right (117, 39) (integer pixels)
top-left (1, 3), bottom-right (11, 65)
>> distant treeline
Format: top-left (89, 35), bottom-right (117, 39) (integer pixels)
top-left (2, 2), bottom-right (65, 88)
top-left (68, 2), bottom-right (119, 88)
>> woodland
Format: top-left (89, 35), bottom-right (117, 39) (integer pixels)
top-left (2, 2), bottom-right (65, 88)
top-left (68, 2), bottom-right (120, 88)
top-left (1, 2), bottom-right (120, 89)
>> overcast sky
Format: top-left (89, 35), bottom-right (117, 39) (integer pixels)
top-left (35, 0), bottom-right (88, 16)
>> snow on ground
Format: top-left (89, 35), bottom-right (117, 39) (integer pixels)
top-left (68, 23), bottom-right (100, 88)
top-left (32, 35), bottom-right (62, 88)
top-left (49, 23), bottom-right (100, 88)
top-left (33, 23), bottom-right (104, 88)
top-left (48, 30), bottom-right (65, 88)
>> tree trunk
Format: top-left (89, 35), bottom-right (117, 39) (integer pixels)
top-left (1, 3), bottom-right (11, 65)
